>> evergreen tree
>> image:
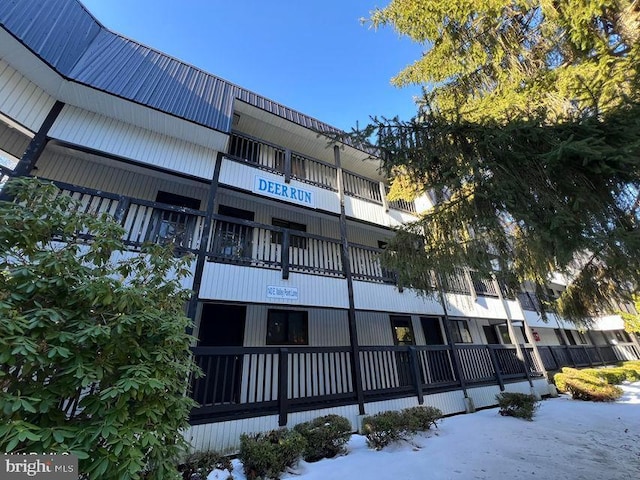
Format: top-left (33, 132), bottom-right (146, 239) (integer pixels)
top-left (354, 0), bottom-right (640, 324)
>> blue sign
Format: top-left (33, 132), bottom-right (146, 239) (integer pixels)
top-left (254, 176), bottom-right (315, 207)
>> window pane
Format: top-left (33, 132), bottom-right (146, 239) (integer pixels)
top-left (498, 325), bottom-right (512, 344)
top-left (421, 317), bottom-right (444, 345)
top-left (287, 312), bottom-right (308, 345)
top-left (390, 316), bottom-right (415, 345)
top-left (450, 321), bottom-right (462, 343)
top-left (267, 311), bottom-right (288, 344)
top-left (459, 321), bottom-right (472, 343)
top-left (267, 310), bottom-right (308, 345)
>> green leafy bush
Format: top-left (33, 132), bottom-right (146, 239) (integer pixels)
top-left (403, 406), bottom-right (443, 431)
top-left (0, 178), bottom-right (198, 479)
top-left (179, 451), bottom-right (233, 480)
top-left (239, 429), bottom-right (306, 480)
top-left (362, 405), bottom-right (443, 450)
top-left (496, 392), bottom-right (540, 420)
top-left (362, 410), bottom-right (408, 450)
top-left (293, 415), bottom-right (352, 462)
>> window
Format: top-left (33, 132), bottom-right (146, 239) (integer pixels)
top-left (565, 330), bottom-right (577, 345)
top-left (450, 320), bottom-right (472, 343)
top-left (575, 330), bottom-right (588, 345)
top-left (267, 310), bottom-right (308, 345)
top-left (421, 317), bottom-right (444, 345)
top-left (613, 329), bottom-right (632, 343)
top-left (390, 315), bottom-right (415, 346)
top-left (554, 328), bottom-right (566, 345)
top-left (498, 325), bottom-right (512, 344)
top-left (271, 218), bottom-right (307, 249)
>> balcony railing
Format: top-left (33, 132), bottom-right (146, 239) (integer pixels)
top-left (189, 342), bottom-right (549, 424)
top-left (349, 244), bottom-right (396, 284)
top-left (1, 163), bottom-right (12, 187)
top-left (7, 176), bottom-right (557, 302)
top-left (55, 180), bottom-right (206, 252)
top-left (207, 215), bottom-right (344, 278)
top-left (343, 170), bottom-right (382, 204)
top-left (229, 132), bottom-right (338, 191)
top-left (228, 133), bottom-right (418, 212)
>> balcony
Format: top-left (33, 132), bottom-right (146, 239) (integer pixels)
top-left (2, 170), bottom-right (527, 303)
top-left (227, 133), bottom-right (417, 216)
top-left (190, 342), bottom-right (545, 424)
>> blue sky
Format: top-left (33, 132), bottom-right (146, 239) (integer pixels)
top-left (80, 0), bottom-right (425, 131)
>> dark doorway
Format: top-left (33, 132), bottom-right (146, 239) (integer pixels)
top-left (420, 316), bottom-right (445, 345)
top-left (483, 325), bottom-right (501, 344)
top-left (390, 315), bottom-right (417, 387)
top-left (198, 304), bottom-right (246, 347)
top-left (194, 304), bottom-right (246, 405)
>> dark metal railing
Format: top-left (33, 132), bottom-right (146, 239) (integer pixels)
top-left (206, 215), bottom-right (344, 278)
top-left (536, 343), bottom-right (639, 371)
top-left (470, 271), bottom-right (499, 297)
top-left (0, 163), bottom-right (13, 187)
top-left (54, 180), bottom-right (207, 252)
top-left (343, 171), bottom-right (382, 204)
top-left (189, 342), bottom-right (557, 424)
top-left (441, 268), bottom-right (472, 295)
top-left (349, 244), bottom-right (396, 284)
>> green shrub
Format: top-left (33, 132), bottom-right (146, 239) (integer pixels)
top-left (563, 377), bottom-right (623, 401)
top-left (293, 415), bottom-right (352, 462)
top-left (179, 451), bottom-right (232, 480)
top-left (362, 406), bottom-right (443, 450)
top-left (362, 410), bottom-right (408, 450)
top-left (591, 368), bottom-right (628, 385)
top-left (403, 406), bottom-right (443, 432)
top-left (239, 429), bottom-right (306, 480)
top-left (0, 178), bottom-right (198, 479)
top-left (496, 392), bottom-right (540, 420)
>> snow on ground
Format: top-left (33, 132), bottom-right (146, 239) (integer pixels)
top-left (209, 382), bottom-right (640, 480)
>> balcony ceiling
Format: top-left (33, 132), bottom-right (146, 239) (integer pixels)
top-left (234, 101), bottom-right (385, 182)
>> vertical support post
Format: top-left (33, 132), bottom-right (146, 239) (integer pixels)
top-left (379, 182), bottom-right (389, 212)
top-left (284, 149), bottom-right (292, 183)
top-left (0, 101), bottom-right (65, 201)
top-left (435, 273), bottom-right (473, 412)
top-left (113, 196), bottom-right (130, 225)
top-left (586, 331), bottom-right (607, 366)
top-left (582, 345), bottom-right (593, 366)
top-left (487, 346), bottom-right (505, 391)
top-left (408, 346), bottom-right (424, 404)
top-left (186, 152), bottom-right (223, 329)
top-left (494, 275), bottom-right (535, 388)
top-left (278, 348), bottom-right (289, 426)
top-left (281, 229), bottom-right (290, 279)
top-left (335, 145), bottom-right (365, 414)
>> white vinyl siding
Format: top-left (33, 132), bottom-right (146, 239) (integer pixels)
top-left (0, 59), bottom-right (56, 132)
top-left (48, 106), bottom-right (217, 179)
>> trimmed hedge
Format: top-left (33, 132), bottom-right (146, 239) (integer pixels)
top-left (552, 363), bottom-right (636, 402)
top-left (293, 415), bottom-right (352, 462)
top-left (239, 429), bottom-right (306, 480)
top-left (362, 406), bottom-right (443, 450)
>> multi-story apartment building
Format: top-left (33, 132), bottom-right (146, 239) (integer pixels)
top-left (1, 0), bottom-right (638, 452)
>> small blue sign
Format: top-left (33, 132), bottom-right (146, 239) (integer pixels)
top-left (254, 176), bottom-right (315, 207)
